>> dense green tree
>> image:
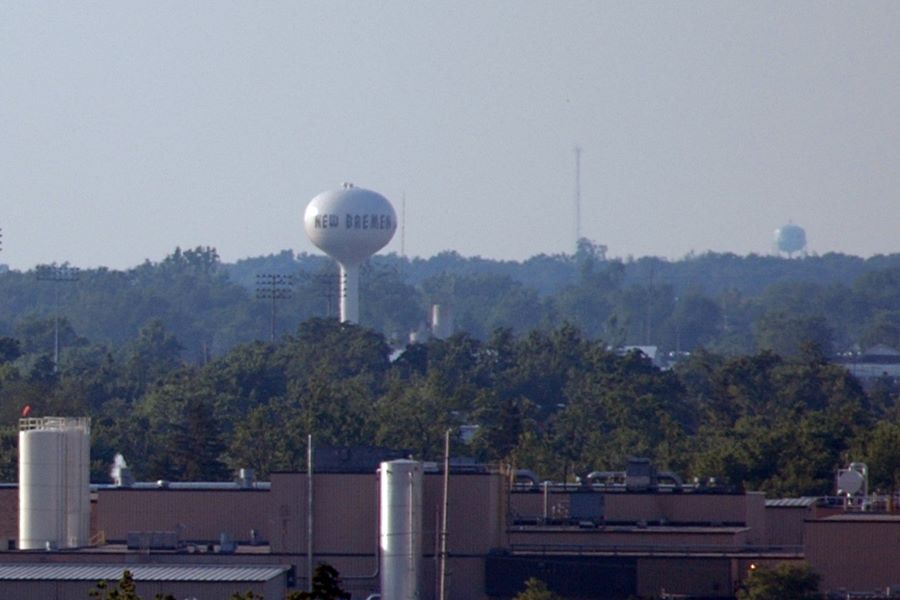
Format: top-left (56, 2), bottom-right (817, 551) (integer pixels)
top-left (514, 577), bottom-right (566, 600)
top-left (860, 310), bottom-right (900, 350)
top-left (502, 324), bottom-right (591, 416)
top-left (0, 337), bottom-right (21, 363)
top-left (124, 320), bottom-right (184, 395)
top-left (665, 293), bottom-right (722, 352)
top-left (541, 349), bottom-right (690, 481)
top-left (1, 248), bottom-right (899, 364)
top-left (167, 395), bottom-right (230, 481)
top-left (88, 569), bottom-right (175, 600)
top-left (281, 318), bottom-right (392, 385)
top-left (0, 427), bottom-right (16, 481)
top-left (609, 282), bottom-right (675, 347)
top-left (853, 267), bottom-right (900, 312)
top-left (469, 390), bottom-right (537, 462)
top-left (422, 272), bottom-right (548, 338)
top-left (288, 563), bottom-right (350, 600)
top-left (15, 315), bottom-right (87, 356)
top-left (228, 400), bottom-right (307, 476)
top-left (360, 262), bottom-right (423, 339)
top-left (1, 245), bottom-right (899, 499)
top-left (375, 375), bottom-right (462, 460)
top-left (689, 349), bottom-right (869, 495)
top-left (755, 312), bottom-right (834, 357)
top-left (856, 421), bottom-right (900, 491)
top-left (737, 562), bottom-right (822, 600)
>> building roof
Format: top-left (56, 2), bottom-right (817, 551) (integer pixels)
top-left (0, 564), bottom-right (288, 582)
top-left (817, 513), bottom-right (900, 522)
top-left (864, 344), bottom-right (900, 356)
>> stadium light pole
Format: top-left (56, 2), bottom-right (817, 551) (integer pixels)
top-left (35, 264), bottom-right (79, 371)
top-left (314, 272), bottom-right (338, 318)
top-left (255, 273), bottom-right (294, 342)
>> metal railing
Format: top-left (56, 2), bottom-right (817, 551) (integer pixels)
top-left (509, 542), bottom-right (804, 556)
top-left (18, 417), bottom-right (91, 432)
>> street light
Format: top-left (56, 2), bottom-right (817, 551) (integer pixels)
top-left (35, 264), bottom-right (79, 371)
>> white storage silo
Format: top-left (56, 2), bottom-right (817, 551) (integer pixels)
top-left (19, 417), bottom-right (91, 550)
top-left (18, 425), bottom-right (65, 549)
top-left (64, 421), bottom-right (91, 547)
top-left (380, 459), bottom-right (423, 600)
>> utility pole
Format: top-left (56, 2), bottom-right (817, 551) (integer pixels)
top-left (255, 273), bottom-right (293, 342)
top-left (35, 264), bottom-right (79, 371)
top-left (438, 428), bottom-right (451, 600)
top-left (574, 145), bottom-right (583, 248)
top-left (307, 433), bottom-right (314, 593)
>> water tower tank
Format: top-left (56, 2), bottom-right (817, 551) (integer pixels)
top-left (774, 223), bottom-right (807, 255)
top-left (304, 184), bottom-right (396, 323)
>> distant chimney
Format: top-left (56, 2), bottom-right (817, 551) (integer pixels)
top-left (431, 304), bottom-right (454, 340)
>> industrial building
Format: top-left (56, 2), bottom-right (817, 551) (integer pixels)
top-left (1, 419), bottom-right (899, 599)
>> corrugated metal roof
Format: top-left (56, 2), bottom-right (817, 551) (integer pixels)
top-left (0, 564), bottom-right (288, 582)
top-left (765, 497), bottom-right (818, 507)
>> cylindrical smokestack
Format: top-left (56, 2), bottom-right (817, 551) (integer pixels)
top-left (431, 304), bottom-right (454, 340)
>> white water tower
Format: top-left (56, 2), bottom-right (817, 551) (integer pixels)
top-left (304, 184), bottom-right (397, 323)
top-left (774, 223), bottom-right (807, 257)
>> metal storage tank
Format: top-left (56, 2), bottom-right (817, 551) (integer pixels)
top-left (18, 417), bottom-right (91, 550)
top-left (380, 460), bottom-right (423, 600)
top-left (64, 421), bottom-right (91, 547)
top-left (19, 424), bottom-right (65, 549)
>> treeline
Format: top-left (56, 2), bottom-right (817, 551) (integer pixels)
top-left (228, 242), bottom-right (900, 355)
top-left (0, 245), bottom-right (898, 496)
top-left (0, 316), bottom-right (898, 497)
top-left (1, 243), bottom-right (898, 362)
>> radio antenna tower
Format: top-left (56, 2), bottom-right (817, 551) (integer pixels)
top-left (574, 145), bottom-right (583, 248)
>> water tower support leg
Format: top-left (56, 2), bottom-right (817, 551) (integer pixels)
top-left (340, 263), bottom-right (359, 324)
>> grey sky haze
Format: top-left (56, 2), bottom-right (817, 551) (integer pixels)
top-left (1, 2), bottom-right (898, 270)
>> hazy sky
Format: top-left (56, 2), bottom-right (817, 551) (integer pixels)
top-left (1, 2), bottom-right (898, 270)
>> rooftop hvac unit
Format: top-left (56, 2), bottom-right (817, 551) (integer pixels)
top-left (625, 457), bottom-right (656, 492)
top-left (126, 531), bottom-right (179, 550)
